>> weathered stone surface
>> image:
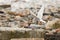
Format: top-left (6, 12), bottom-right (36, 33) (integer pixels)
top-left (45, 19), bottom-right (60, 29)
top-left (54, 13), bottom-right (60, 18)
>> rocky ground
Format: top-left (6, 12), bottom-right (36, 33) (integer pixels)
top-left (0, 5), bottom-right (60, 40)
top-left (0, 7), bottom-right (60, 28)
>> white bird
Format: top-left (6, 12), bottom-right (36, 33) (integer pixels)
top-left (37, 4), bottom-right (46, 23)
top-left (29, 0), bottom-right (46, 23)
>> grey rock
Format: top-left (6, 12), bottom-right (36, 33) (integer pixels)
top-left (30, 24), bottom-right (45, 29)
top-left (54, 13), bottom-right (60, 18)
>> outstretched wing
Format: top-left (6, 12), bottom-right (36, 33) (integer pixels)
top-left (37, 4), bottom-right (44, 20)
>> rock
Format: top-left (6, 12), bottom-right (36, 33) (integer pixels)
top-left (50, 7), bottom-right (58, 13)
top-left (56, 28), bottom-right (60, 33)
top-left (44, 8), bottom-right (51, 14)
top-left (8, 18), bottom-right (14, 22)
top-left (8, 22), bottom-right (19, 27)
top-left (15, 16), bottom-right (21, 21)
top-left (45, 19), bottom-right (60, 29)
top-left (0, 5), bottom-right (10, 8)
top-left (0, 22), bottom-right (2, 26)
top-left (54, 13), bottom-right (60, 18)
top-left (29, 24), bottom-right (45, 29)
top-left (20, 21), bottom-right (28, 28)
top-left (43, 15), bottom-right (53, 21)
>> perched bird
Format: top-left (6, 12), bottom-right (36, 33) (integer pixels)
top-left (37, 4), bottom-right (46, 23)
